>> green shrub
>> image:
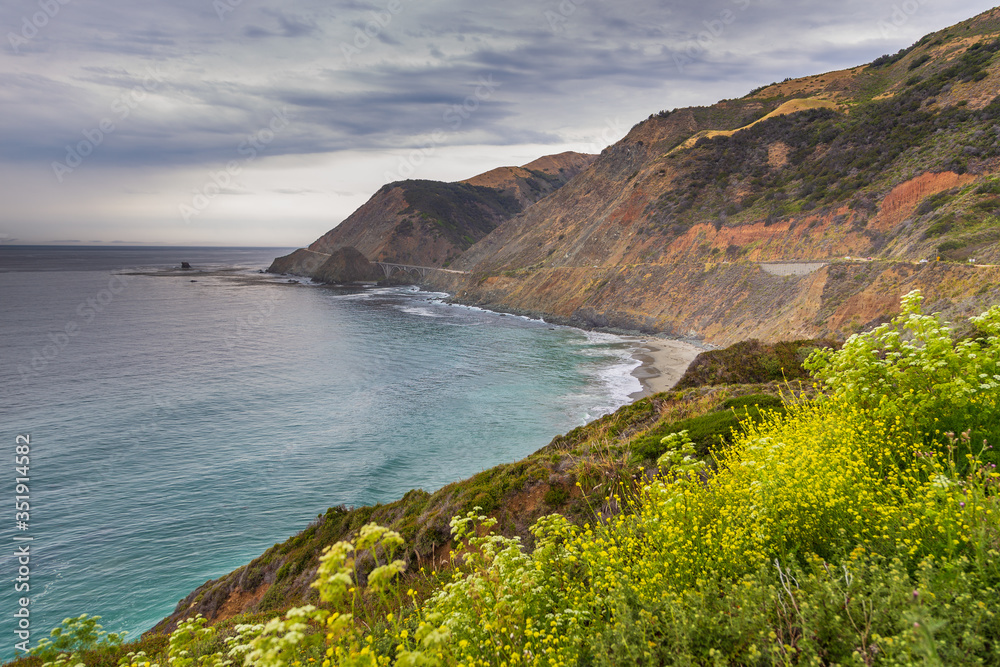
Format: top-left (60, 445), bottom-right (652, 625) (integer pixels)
top-left (629, 396), bottom-right (785, 463)
top-left (907, 53), bottom-right (931, 70)
top-left (805, 289), bottom-right (1000, 468)
top-left (676, 339), bottom-right (838, 388)
top-left (937, 239), bottom-right (965, 252)
top-left (543, 485), bottom-right (570, 507)
top-left (30, 615), bottom-right (125, 664)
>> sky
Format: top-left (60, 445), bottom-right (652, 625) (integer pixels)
top-left (0, 0), bottom-right (996, 247)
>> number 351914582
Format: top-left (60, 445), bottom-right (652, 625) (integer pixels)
top-left (16, 434), bottom-right (30, 523)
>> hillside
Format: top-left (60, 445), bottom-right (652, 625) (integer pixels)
top-left (206, 5), bottom-right (1000, 627)
top-left (416, 7), bottom-right (1000, 345)
top-left (459, 152), bottom-right (597, 206)
top-left (269, 152), bottom-right (595, 277)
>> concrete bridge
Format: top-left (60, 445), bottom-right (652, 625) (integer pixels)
top-left (374, 262), bottom-right (468, 279)
top-left (295, 249), bottom-right (467, 279)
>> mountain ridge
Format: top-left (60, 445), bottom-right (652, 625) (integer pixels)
top-left (268, 151), bottom-right (595, 276)
top-left (414, 7), bottom-right (1000, 344)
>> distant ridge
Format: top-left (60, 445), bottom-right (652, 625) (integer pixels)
top-left (269, 151), bottom-right (595, 278)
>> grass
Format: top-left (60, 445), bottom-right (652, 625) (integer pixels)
top-left (668, 98), bottom-right (842, 155)
top-left (649, 32), bottom-right (1000, 252)
top-left (628, 393), bottom-right (784, 463)
top-left (397, 180), bottom-right (522, 250)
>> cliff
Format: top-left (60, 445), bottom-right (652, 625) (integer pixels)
top-left (271, 9), bottom-right (1000, 345)
top-left (269, 152), bottom-right (595, 278)
top-left (414, 8), bottom-right (1000, 344)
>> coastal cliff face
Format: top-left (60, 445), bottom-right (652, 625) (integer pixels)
top-left (272, 9), bottom-right (1000, 345)
top-left (270, 152), bottom-right (595, 277)
top-left (429, 259), bottom-right (1000, 346)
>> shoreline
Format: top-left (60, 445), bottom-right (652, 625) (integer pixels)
top-left (627, 338), bottom-right (705, 399)
top-left (130, 267), bottom-right (707, 402)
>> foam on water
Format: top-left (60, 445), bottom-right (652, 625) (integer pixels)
top-left (394, 305), bottom-right (445, 318)
top-left (568, 331), bottom-right (644, 419)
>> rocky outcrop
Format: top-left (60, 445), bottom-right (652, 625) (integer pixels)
top-left (313, 247), bottom-right (380, 283)
top-left (268, 248), bottom-right (328, 276)
top-left (269, 246), bottom-right (378, 284)
top-left (870, 171), bottom-right (978, 233)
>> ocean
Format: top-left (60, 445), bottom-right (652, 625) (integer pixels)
top-left (0, 246), bottom-right (644, 661)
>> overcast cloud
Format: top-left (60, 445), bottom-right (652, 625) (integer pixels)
top-left (0, 0), bottom-right (996, 245)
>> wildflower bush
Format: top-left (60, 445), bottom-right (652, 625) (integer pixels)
top-left (30, 615), bottom-right (125, 665)
top-left (804, 290), bottom-right (1000, 470)
top-left (32, 292), bottom-right (1000, 665)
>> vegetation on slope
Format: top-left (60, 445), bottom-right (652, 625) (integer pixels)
top-left (674, 339), bottom-right (839, 389)
top-left (397, 180), bottom-right (522, 252)
top-left (661, 86), bottom-right (998, 232)
top-left (646, 29), bottom-right (1000, 255)
top-left (22, 292), bottom-right (1000, 665)
top-left (9, 344), bottom-right (806, 666)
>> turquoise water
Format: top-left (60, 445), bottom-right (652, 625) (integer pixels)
top-left (0, 247), bottom-right (642, 661)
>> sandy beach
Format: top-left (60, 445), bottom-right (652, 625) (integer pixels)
top-left (628, 338), bottom-right (705, 398)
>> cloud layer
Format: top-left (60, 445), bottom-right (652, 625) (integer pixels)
top-left (1, 0), bottom-right (996, 244)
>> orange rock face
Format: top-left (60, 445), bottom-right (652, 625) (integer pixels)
top-left (871, 171), bottom-right (978, 233)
